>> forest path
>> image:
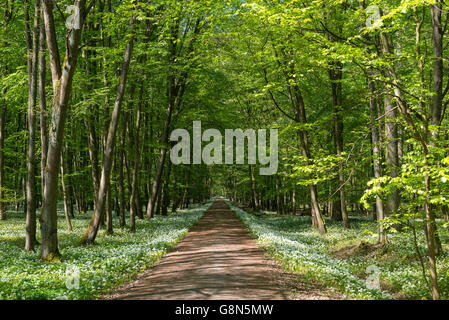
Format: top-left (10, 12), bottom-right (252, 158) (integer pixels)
top-left (104, 199), bottom-right (288, 300)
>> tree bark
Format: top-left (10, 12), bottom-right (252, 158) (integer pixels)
top-left (0, 87), bottom-right (6, 221)
top-left (329, 62), bottom-right (349, 228)
top-left (146, 97), bottom-right (175, 218)
top-left (250, 165), bottom-right (259, 211)
top-left (429, 1), bottom-right (444, 255)
top-left (85, 116), bottom-right (100, 212)
top-left (118, 117), bottom-right (126, 228)
top-left (368, 77), bottom-right (386, 243)
top-left (424, 156), bottom-right (440, 300)
top-left (40, 0), bottom-right (88, 261)
top-left (60, 151), bottom-right (72, 231)
top-left (161, 160), bottom-right (172, 216)
top-left (105, 172), bottom-right (113, 234)
top-left (380, 32), bottom-right (400, 220)
top-left (39, 8), bottom-right (47, 200)
top-left (130, 82), bottom-right (143, 229)
top-left (24, 0), bottom-right (40, 252)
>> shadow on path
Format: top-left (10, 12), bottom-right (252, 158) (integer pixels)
top-left (105, 199), bottom-right (286, 300)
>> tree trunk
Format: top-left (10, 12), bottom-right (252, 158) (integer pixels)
top-left (105, 178), bottom-right (113, 234)
top-left (40, 0), bottom-right (88, 261)
top-left (85, 116), bottom-right (100, 212)
top-left (130, 82), bottom-right (143, 229)
top-left (161, 160), bottom-right (172, 216)
top-left (24, 0), bottom-right (40, 252)
top-left (294, 86), bottom-right (326, 234)
top-left (368, 77), bottom-right (386, 243)
top-left (171, 166), bottom-right (179, 213)
top-left (39, 8), bottom-right (47, 200)
top-left (429, 2), bottom-right (444, 255)
top-left (250, 165), bottom-right (259, 211)
top-left (118, 117), bottom-right (126, 227)
top-left (146, 105), bottom-right (174, 217)
top-left (275, 175), bottom-right (282, 214)
top-left (145, 19), bottom-right (200, 218)
top-left (380, 33), bottom-right (400, 220)
top-left (274, 44), bottom-right (326, 234)
top-left (0, 87), bottom-right (6, 220)
top-left (60, 151), bottom-right (72, 231)
top-left (329, 62), bottom-right (349, 228)
top-left (424, 156), bottom-right (440, 300)
top-left (80, 16), bottom-right (134, 244)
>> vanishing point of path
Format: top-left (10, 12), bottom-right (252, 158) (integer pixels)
top-left (107, 199), bottom-right (287, 300)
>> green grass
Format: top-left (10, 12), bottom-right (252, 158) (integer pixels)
top-left (0, 202), bottom-right (210, 300)
top-left (229, 202), bottom-right (449, 300)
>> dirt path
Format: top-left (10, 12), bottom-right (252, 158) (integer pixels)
top-left (105, 199), bottom-right (287, 300)
top-left (104, 199), bottom-right (343, 300)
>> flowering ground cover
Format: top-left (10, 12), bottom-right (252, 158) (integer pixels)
top-left (0, 202), bottom-right (209, 300)
top-left (229, 202), bottom-right (449, 300)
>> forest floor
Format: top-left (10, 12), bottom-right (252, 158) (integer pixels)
top-left (232, 203), bottom-right (449, 299)
top-left (0, 204), bottom-right (207, 299)
top-left (104, 199), bottom-right (341, 300)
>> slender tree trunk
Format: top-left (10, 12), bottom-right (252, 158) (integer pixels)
top-left (0, 87), bottom-right (6, 221)
top-left (39, 9), bottom-right (47, 200)
top-left (368, 77), bottom-right (386, 243)
top-left (273, 44), bottom-right (326, 234)
top-left (24, 0), bottom-right (40, 252)
top-left (275, 175), bottom-right (282, 214)
top-left (40, 0), bottom-right (88, 261)
top-left (145, 19), bottom-right (200, 218)
top-left (146, 103), bottom-right (174, 218)
top-left (0, 3), bottom-right (14, 219)
top-left (430, 2), bottom-right (443, 135)
top-left (380, 33), bottom-right (400, 220)
top-left (161, 160), bottom-right (172, 216)
top-left (429, 2), bottom-right (444, 255)
top-left (118, 117), bottom-right (126, 228)
top-left (60, 151), bottom-right (72, 231)
top-left (329, 62), bottom-right (349, 228)
top-left (294, 86), bottom-right (326, 234)
top-left (250, 165), bottom-right (259, 211)
top-left (85, 116), bottom-right (100, 212)
top-left (424, 154), bottom-right (440, 300)
top-left (72, 156), bottom-right (82, 214)
top-left (66, 148), bottom-right (75, 219)
top-left (181, 168), bottom-right (190, 209)
top-left (80, 16), bottom-right (134, 244)
top-left (171, 166), bottom-right (179, 212)
top-left (130, 82), bottom-right (143, 229)
top-left (105, 173), bottom-right (113, 234)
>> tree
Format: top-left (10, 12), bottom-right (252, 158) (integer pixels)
top-left (40, 0), bottom-right (89, 261)
top-left (81, 11), bottom-right (135, 245)
top-left (24, 0), bottom-right (39, 251)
